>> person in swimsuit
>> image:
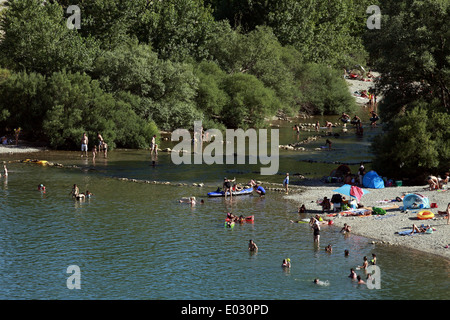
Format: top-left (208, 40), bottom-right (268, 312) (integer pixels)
top-left (312, 222), bottom-right (320, 243)
top-left (341, 223), bottom-right (351, 233)
top-left (358, 256), bottom-right (369, 270)
top-left (283, 173), bottom-right (289, 194)
top-left (248, 239), bottom-right (258, 252)
top-left (371, 253), bottom-right (377, 265)
top-left (370, 111), bottom-right (379, 127)
top-left (438, 172), bottom-right (449, 189)
top-left (150, 135), bottom-right (158, 155)
top-left (223, 177), bottom-right (235, 200)
top-left (326, 139), bottom-right (332, 150)
top-left (282, 258), bottom-right (291, 268)
top-left (97, 133), bottom-right (104, 150)
top-left (339, 112), bottom-right (350, 127)
top-left (81, 132), bottom-right (88, 157)
top-left (427, 175), bottom-right (439, 190)
top-left (70, 184), bottom-right (80, 198)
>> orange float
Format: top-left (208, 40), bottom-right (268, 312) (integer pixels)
top-left (417, 210), bottom-right (434, 220)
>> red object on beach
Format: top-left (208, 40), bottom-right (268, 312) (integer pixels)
top-left (350, 186), bottom-right (364, 202)
top-left (430, 203), bottom-right (438, 208)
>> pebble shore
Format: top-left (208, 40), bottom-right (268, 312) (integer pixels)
top-left (284, 184), bottom-right (450, 260)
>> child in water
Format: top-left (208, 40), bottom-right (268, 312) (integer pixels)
top-left (281, 258), bottom-right (291, 268)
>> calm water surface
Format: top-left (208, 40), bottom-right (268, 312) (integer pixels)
top-left (0, 118), bottom-right (449, 300)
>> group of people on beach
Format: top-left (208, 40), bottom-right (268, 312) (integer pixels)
top-left (427, 173), bottom-right (449, 191)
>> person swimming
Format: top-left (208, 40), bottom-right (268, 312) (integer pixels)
top-left (313, 278), bottom-right (329, 286)
top-left (281, 258), bottom-right (291, 268)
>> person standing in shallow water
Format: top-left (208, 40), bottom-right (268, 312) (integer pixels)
top-left (248, 239), bottom-right (258, 252)
top-left (283, 173), bottom-right (289, 194)
top-left (312, 221), bottom-right (320, 243)
top-left (81, 132), bottom-right (88, 158)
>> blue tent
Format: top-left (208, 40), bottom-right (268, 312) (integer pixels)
top-left (403, 193), bottom-right (430, 209)
top-left (362, 170), bottom-right (385, 189)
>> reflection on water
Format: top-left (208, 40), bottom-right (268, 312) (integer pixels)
top-left (0, 117), bottom-right (448, 300)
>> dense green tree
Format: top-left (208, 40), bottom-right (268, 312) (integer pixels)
top-left (221, 72), bottom-right (281, 128)
top-left (372, 101), bottom-right (450, 182)
top-left (0, 0), bottom-right (99, 75)
top-left (92, 41), bottom-right (201, 131)
top-left (366, 0), bottom-right (450, 181)
top-left (364, 0), bottom-right (450, 120)
top-left (194, 60), bottom-right (229, 118)
top-left (207, 0), bottom-right (372, 68)
top-left (0, 69), bottom-right (158, 149)
top-left (296, 63), bottom-right (357, 115)
top-left (0, 71), bottom-right (47, 134)
top-left (42, 71), bottom-right (158, 149)
top-left (132, 0), bottom-right (217, 61)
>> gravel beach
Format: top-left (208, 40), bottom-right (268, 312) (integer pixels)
top-left (0, 145), bottom-right (45, 154)
top-left (285, 183), bottom-right (450, 260)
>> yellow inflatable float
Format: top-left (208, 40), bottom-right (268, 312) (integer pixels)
top-left (417, 210), bottom-right (434, 220)
top-left (23, 159), bottom-right (48, 165)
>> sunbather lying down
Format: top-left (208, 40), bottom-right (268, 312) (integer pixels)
top-left (411, 224), bottom-right (433, 235)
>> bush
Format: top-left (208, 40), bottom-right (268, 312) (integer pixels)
top-left (296, 63), bottom-right (356, 115)
top-left (372, 100), bottom-right (450, 182)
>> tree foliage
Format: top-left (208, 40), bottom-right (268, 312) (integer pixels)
top-left (367, 0), bottom-right (450, 181)
top-left (364, 0), bottom-right (450, 120)
top-left (372, 101), bottom-right (450, 182)
top-left (0, 0), bottom-right (367, 149)
top-left (0, 0), bottom-right (99, 75)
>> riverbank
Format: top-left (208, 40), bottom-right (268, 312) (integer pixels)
top-left (285, 185), bottom-right (450, 260)
top-left (0, 144), bottom-right (46, 154)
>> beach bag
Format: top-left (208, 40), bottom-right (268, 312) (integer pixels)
top-left (372, 207), bottom-right (386, 215)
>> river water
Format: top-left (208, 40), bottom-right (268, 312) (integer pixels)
top-left (1, 116), bottom-right (449, 300)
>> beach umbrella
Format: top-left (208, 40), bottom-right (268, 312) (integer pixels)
top-left (332, 184), bottom-right (369, 202)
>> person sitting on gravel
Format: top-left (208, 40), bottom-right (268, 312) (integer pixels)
top-left (438, 172), bottom-right (449, 189)
top-left (321, 197), bottom-right (331, 213)
top-left (427, 175), bottom-right (439, 190)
